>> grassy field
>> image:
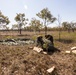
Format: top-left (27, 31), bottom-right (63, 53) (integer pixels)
top-left (0, 31), bottom-right (76, 75)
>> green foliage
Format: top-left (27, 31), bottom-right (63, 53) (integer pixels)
top-left (62, 22), bottom-right (76, 32)
top-left (36, 8), bottom-right (56, 35)
top-left (62, 22), bottom-right (70, 30)
top-left (0, 11), bottom-right (10, 25)
top-left (14, 13), bottom-right (28, 34)
top-left (30, 18), bottom-right (43, 33)
top-left (36, 8), bottom-right (56, 25)
top-left (15, 13), bottom-right (25, 22)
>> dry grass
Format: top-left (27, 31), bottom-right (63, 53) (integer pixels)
top-left (0, 31), bottom-right (76, 75)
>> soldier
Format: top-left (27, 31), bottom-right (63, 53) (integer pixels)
top-left (36, 35), bottom-right (44, 48)
top-left (43, 37), bottom-right (54, 53)
top-left (45, 34), bottom-right (54, 46)
top-left (36, 35), bottom-right (55, 53)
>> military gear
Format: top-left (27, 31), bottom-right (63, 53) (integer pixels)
top-left (36, 35), bottom-right (54, 52)
top-left (36, 36), bottom-right (44, 48)
top-left (43, 38), bottom-right (54, 52)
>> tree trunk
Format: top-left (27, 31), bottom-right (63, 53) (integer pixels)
top-left (72, 28), bottom-right (74, 32)
top-left (45, 26), bottom-right (47, 35)
top-left (19, 28), bottom-right (21, 35)
top-left (44, 18), bottom-right (47, 35)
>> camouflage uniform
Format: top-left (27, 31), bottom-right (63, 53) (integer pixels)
top-left (43, 38), bottom-right (54, 52)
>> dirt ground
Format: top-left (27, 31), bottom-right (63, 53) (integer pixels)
top-left (0, 31), bottom-right (76, 75)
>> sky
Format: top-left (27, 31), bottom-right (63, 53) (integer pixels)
top-left (0, 0), bottom-right (76, 28)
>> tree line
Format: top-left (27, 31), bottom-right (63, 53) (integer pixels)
top-left (0, 8), bottom-right (76, 35)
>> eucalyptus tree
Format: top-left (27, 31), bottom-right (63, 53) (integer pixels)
top-left (36, 20), bottom-right (43, 33)
top-left (62, 22), bottom-right (68, 30)
top-left (30, 18), bottom-right (43, 34)
top-left (0, 11), bottom-right (10, 29)
top-left (15, 13), bottom-right (28, 34)
top-left (36, 8), bottom-right (56, 35)
top-left (62, 22), bottom-right (71, 32)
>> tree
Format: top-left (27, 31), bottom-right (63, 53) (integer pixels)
top-left (36, 20), bottom-right (43, 33)
top-left (30, 18), bottom-right (43, 34)
top-left (70, 22), bottom-right (76, 32)
top-left (15, 13), bottom-right (28, 34)
top-left (0, 11), bottom-right (10, 29)
top-left (57, 15), bottom-right (61, 41)
top-left (36, 8), bottom-right (56, 35)
top-left (62, 22), bottom-right (71, 32)
top-left (62, 22), bottom-right (68, 30)
top-left (12, 24), bottom-right (18, 30)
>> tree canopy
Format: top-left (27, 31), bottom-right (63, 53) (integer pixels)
top-left (30, 18), bottom-right (43, 34)
top-left (36, 8), bottom-right (56, 25)
top-left (36, 8), bottom-right (56, 34)
top-left (15, 13), bottom-right (28, 34)
top-left (0, 11), bottom-right (10, 25)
